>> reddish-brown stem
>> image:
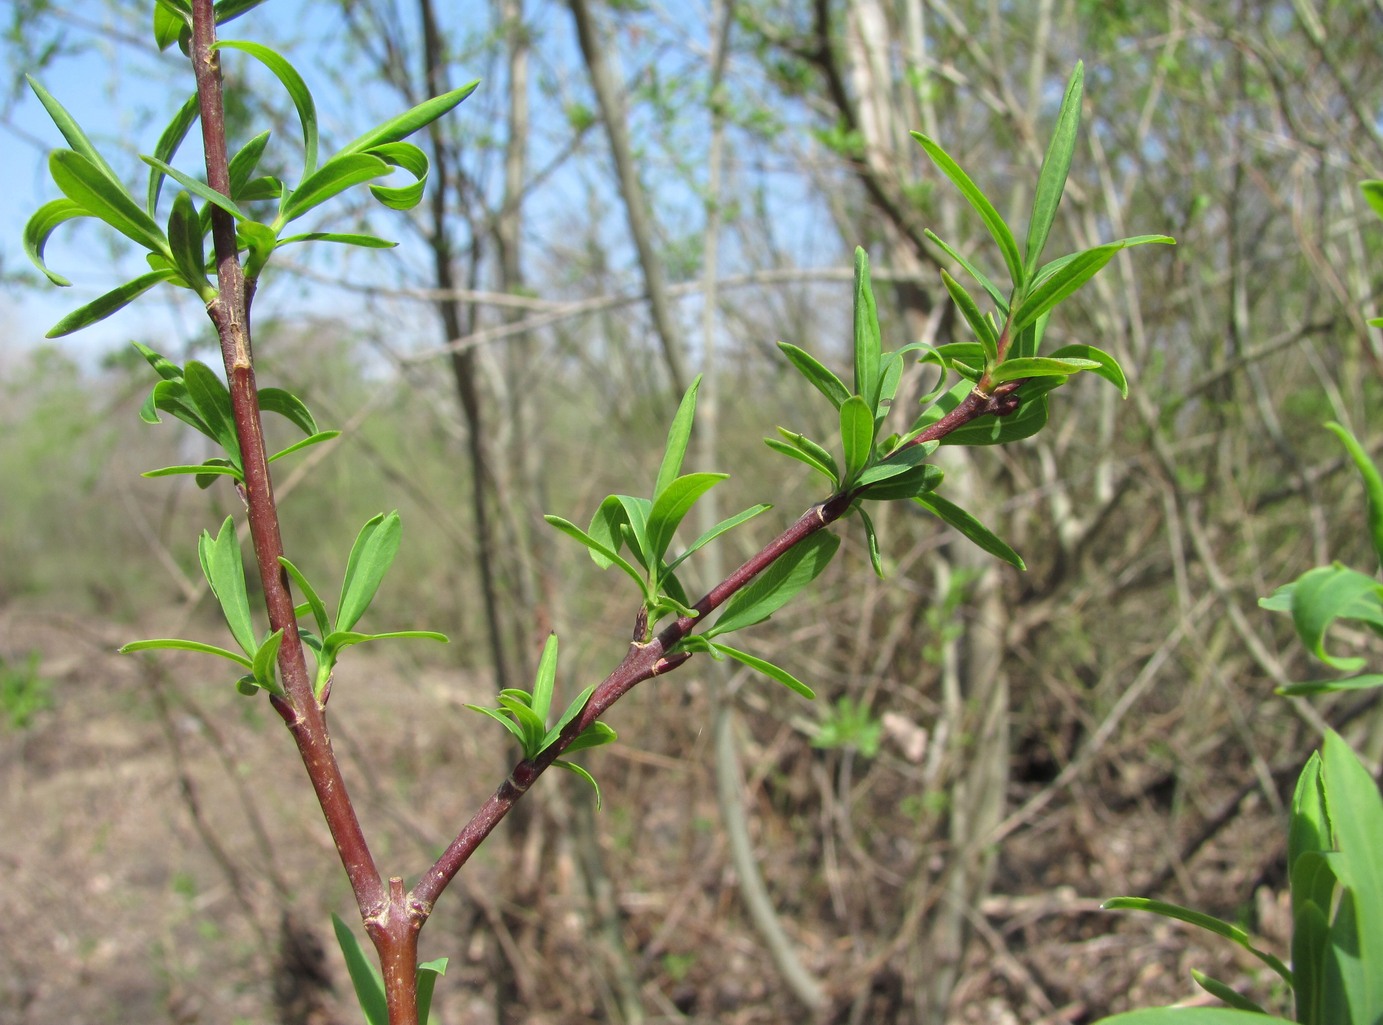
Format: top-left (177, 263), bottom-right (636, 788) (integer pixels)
top-left (414, 381), bottom-right (1021, 908)
top-left (188, 0), bottom-right (385, 919)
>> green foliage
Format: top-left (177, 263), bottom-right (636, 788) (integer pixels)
top-left (812, 696), bottom-right (882, 757)
top-left (24, 39), bottom-right (477, 334)
top-left (465, 633), bottom-right (617, 803)
top-left (1099, 423), bottom-right (1383, 1024)
top-left (0, 651), bottom-right (53, 730)
top-left (330, 914), bottom-right (447, 1025)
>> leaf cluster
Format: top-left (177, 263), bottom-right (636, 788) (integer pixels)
top-left (24, 24), bottom-right (476, 335)
top-left (464, 634), bottom-right (617, 802)
top-left (122, 512), bottom-right (446, 699)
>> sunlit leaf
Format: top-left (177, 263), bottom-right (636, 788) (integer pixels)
top-left (853, 247), bottom-right (881, 406)
top-left (23, 198), bottom-right (86, 286)
top-left (777, 342), bottom-right (849, 409)
top-left (710, 642), bottom-right (814, 698)
top-left (666, 503), bottom-right (772, 572)
top-left (167, 190), bottom-right (213, 297)
top-left (47, 269), bottom-right (177, 337)
top-left (839, 395), bottom-right (874, 485)
top-left (912, 132), bottom-right (1022, 287)
top-left (27, 76), bottom-right (123, 185)
top-left (216, 40), bottom-right (318, 177)
top-left (141, 155), bottom-right (247, 223)
top-left (987, 356), bottom-right (1099, 385)
top-left (365, 140), bottom-right (430, 210)
top-left (50, 149), bottom-right (169, 255)
top-left (926, 230), bottom-right (1009, 312)
top-left (543, 515), bottom-right (646, 592)
top-left (1048, 344), bottom-right (1128, 398)
top-left (708, 532), bottom-right (840, 637)
top-left (228, 131), bottom-right (271, 197)
top-left (655, 375), bottom-right (702, 500)
top-left (1324, 421), bottom-right (1383, 572)
top-left (340, 81), bottom-right (480, 156)
top-left (530, 633), bottom-right (559, 724)
top-left (198, 516), bottom-right (257, 656)
top-left (941, 268), bottom-right (999, 364)
top-left (913, 492), bottom-right (1024, 569)
top-left (647, 472), bottom-right (726, 565)
top-left (119, 636), bottom-right (252, 667)
top-left (279, 152), bottom-right (390, 224)
top-left (336, 511), bottom-right (402, 633)
top-left (1024, 63), bottom-right (1083, 272)
top-left (278, 556), bottom-right (330, 638)
top-left (331, 914), bottom-right (387, 1025)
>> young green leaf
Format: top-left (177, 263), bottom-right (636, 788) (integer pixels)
top-left (257, 387), bottom-right (320, 436)
top-left (655, 375), bottom-right (702, 500)
top-left (913, 492), bottom-right (1025, 570)
top-left (1010, 244), bottom-right (1120, 333)
top-left (1277, 674), bottom-right (1383, 696)
top-left (1101, 898), bottom-right (1292, 984)
top-left (152, 1), bottom-right (188, 51)
top-left (268, 431), bottom-right (341, 464)
top-left (854, 441), bottom-right (934, 489)
top-left (119, 637), bottom-right (252, 667)
top-left (1047, 344), bottom-right (1129, 398)
top-left (544, 515), bottom-right (647, 592)
top-left (215, 40), bottom-right (318, 177)
top-left (337, 511), bottom-right (403, 633)
top-left (142, 462), bottom-right (242, 483)
top-left (331, 914), bottom-right (388, 1025)
top-left (26, 76), bottom-right (124, 186)
top-left (50, 150), bottom-right (169, 256)
top-left (563, 720), bottom-right (618, 754)
top-left (147, 92), bottom-right (201, 214)
top-left (141, 155), bottom-right (248, 224)
top-left (926, 230), bottom-right (1009, 312)
top-left (277, 232), bottom-right (397, 249)
top-left (858, 505), bottom-right (884, 577)
top-left (365, 140), bottom-right (430, 210)
top-left (542, 683), bottom-right (595, 752)
top-left (279, 152), bottom-right (391, 224)
top-left (213, 0), bottom-right (273, 24)
top-left (858, 463), bottom-right (944, 502)
top-left (777, 342), bottom-right (850, 409)
top-left (167, 191), bottom-right (213, 297)
top-left (464, 703), bottom-right (530, 747)
top-left (912, 133), bottom-right (1023, 287)
top-left (765, 436), bottom-right (838, 487)
top-left (228, 130), bottom-right (271, 197)
top-left (1189, 971), bottom-right (1268, 1015)
top-left (986, 356), bottom-right (1100, 386)
top-left (530, 633), bottom-right (560, 725)
top-left (709, 642), bottom-right (814, 699)
top-left (278, 557), bottom-right (331, 638)
top-left (1324, 421), bottom-right (1383, 572)
top-left (1023, 63), bottom-right (1084, 272)
top-left (183, 361), bottom-right (241, 463)
top-left (416, 957), bottom-right (447, 1025)
top-left (839, 395), bottom-right (874, 485)
top-left (707, 532), bottom-right (841, 638)
top-left (251, 628), bottom-right (285, 695)
top-left (24, 198), bottom-right (87, 286)
top-left (340, 81), bottom-right (480, 156)
top-left (666, 503), bottom-right (772, 572)
top-left (941, 269), bottom-right (999, 364)
top-left (852, 247), bottom-right (882, 406)
top-left (555, 759), bottom-right (604, 807)
top-left (647, 472), bottom-right (726, 566)
top-left (198, 516), bottom-right (257, 656)
top-left (1283, 564), bottom-right (1383, 671)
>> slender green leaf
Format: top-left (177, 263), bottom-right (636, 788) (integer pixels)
top-left (1092, 1007), bottom-right (1293, 1023)
top-left (416, 958), bottom-right (447, 1025)
top-left (941, 268), bottom-right (999, 363)
top-left (861, 463), bottom-right (945, 502)
top-left (141, 155), bottom-right (247, 223)
top-left (213, 0), bottom-right (272, 23)
top-left (279, 152), bottom-right (390, 224)
top-left (777, 342), bottom-right (849, 409)
top-left (198, 517), bottom-right (257, 656)
top-left (277, 231), bottom-right (396, 248)
top-left (331, 914), bottom-right (388, 1025)
top-left (464, 703), bottom-right (530, 746)
top-left (50, 149), bottom-right (169, 255)
top-left (365, 140), bottom-right (430, 209)
top-left (555, 759), bottom-right (604, 806)
top-left (774, 428), bottom-right (839, 483)
top-left (142, 462), bottom-right (242, 482)
top-left (710, 642), bottom-right (814, 698)
top-left (542, 683), bottom-right (595, 751)
top-left (1024, 63), bottom-right (1084, 272)
top-left (853, 247), bottom-right (882, 406)
top-left (765, 438), bottom-right (838, 484)
top-left (119, 637), bottom-right (252, 667)
top-left (840, 395), bottom-right (874, 485)
top-left (655, 375), bottom-right (702, 500)
top-left (926, 230), bottom-right (1009, 311)
top-left (544, 515), bottom-right (647, 591)
top-left (337, 511), bottom-right (402, 632)
top-left (215, 40), bottom-right (318, 177)
top-left (987, 356), bottom-right (1100, 385)
top-left (1277, 674), bottom-right (1383, 696)
top-left (564, 720), bottom-right (618, 754)
top-left (133, 341), bottom-right (183, 382)
top-left (855, 442), bottom-right (934, 488)
top-left (1320, 730), bottom-right (1383, 1019)
top-left (238, 220), bottom-right (279, 279)
top-left (1324, 422), bottom-right (1383, 572)
top-left (167, 191), bottom-right (213, 296)
top-left (228, 130), bottom-right (271, 197)
top-left (27, 76), bottom-right (122, 185)
top-left (183, 361), bottom-right (240, 462)
top-left (24, 198), bottom-right (87, 286)
top-left (257, 387), bottom-right (319, 435)
top-left (530, 633), bottom-right (559, 724)
top-left (858, 505), bottom-right (884, 577)
top-left (1101, 898), bottom-right (1291, 984)
top-left (1189, 971), bottom-right (1268, 1015)
top-left (1048, 344), bottom-right (1128, 398)
top-left (340, 81), bottom-right (480, 155)
top-left (147, 92), bottom-right (201, 213)
top-left (278, 556), bottom-right (331, 638)
top-left (47, 268), bottom-right (176, 338)
top-left (647, 472), bottom-right (726, 565)
top-left (152, 2), bottom-right (188, 50)
top-left (251, 628), bottom-right (285, 695)
top-left (1011, 244), bottom-right (1119, 333)
top-left (913, 492), bottom-right (1024, 569)
top-left (912, 132), bottom-right (1022, 287)
top-left (708, 532), bottom-right (841, 638)
top-left (268, 431), bottom-right (340, 464)
top-left (666, 503), bottom-right (772, 572)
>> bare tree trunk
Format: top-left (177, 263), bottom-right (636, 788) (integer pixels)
top-left (565, 0), bottom-right (689, 396)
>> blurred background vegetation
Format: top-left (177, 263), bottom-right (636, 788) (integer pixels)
top-left (1, 0), bottom-right (1380, 1023)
